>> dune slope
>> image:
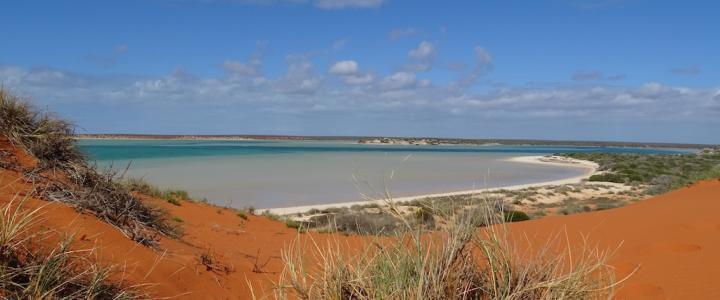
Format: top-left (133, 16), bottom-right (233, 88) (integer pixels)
top-left (509, 179), bottom-right (720, 299)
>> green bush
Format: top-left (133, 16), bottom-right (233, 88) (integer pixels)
top-left (503, 210), bottom-right (530, 222)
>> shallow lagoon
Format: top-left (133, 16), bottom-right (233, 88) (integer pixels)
top-left (78, 139), bottom-right (687, 208)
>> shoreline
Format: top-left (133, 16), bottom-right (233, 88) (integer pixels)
top-left (258, 155), bottom-right (599, 215)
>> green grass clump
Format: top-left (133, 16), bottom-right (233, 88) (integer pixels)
top-left (284, 219), bottom-right (303, 229)
top-left (121, 177), bottom-right (195, 206)
top-left (503, 210), bottom-right (531, 222)
top-left (172, 216), bottom-right (184, 223)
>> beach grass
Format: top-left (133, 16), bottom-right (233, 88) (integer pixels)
top-left (0, 194), bottom-right (143, 299)
top-left (277, 194), bottom-right (624, 299)
top-left (1, 87), bottom-right (179, 245)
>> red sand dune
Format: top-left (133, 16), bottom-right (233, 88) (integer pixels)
top-left (1, 137), bottom-right (719, 298)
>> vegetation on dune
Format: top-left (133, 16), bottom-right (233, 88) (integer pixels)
top-left (121, 176), bottom-right (195, 206)
top-left (1, 87), bottom-right (179, 245)
top-left (561, 152), bottom-right (720, 194)
top-left (0, 196), bottom-right (143, 299)
top-left (278, 199), bottom-right (623, 299)
top-left (0, 89), bottom-right (82, 169)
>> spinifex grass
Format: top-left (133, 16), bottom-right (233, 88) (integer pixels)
top-left (0, 193), bottom-right (143, 299)
top-left (277, 194), bottom-right (628, 300)
top-left (1, 87), bottom-right (179, 246)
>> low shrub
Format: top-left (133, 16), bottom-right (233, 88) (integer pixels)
top-left (503, 210), bottom-right (531, 222)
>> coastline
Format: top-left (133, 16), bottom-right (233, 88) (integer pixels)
top-left (259, 155), bottom-right (599, 215)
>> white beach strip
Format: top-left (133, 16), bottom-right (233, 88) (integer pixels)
top-left (257, 155), bottom-right (599, 216)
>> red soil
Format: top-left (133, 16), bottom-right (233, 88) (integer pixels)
top-left (508, 179), bottom-right (720, 299)
top-left (1, 137), bottom-right (719, 298)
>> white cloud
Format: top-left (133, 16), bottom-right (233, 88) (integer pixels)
top-left (313, 0), bottom-right (384, 9)
top-left (343, 73), bottom-right (374, 85)
top-left (409, 41), bottom-right (436, 60)
top-left (2, 61), bottom-right (718, 142)
top-left (404, 41), bottom-right (437, 72)
top-left (381, 71), bottom-right (416, 90)
top-left (329, 60), bottom-right (359, 75)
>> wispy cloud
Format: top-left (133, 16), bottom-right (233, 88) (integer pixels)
top-left (313, 0), bottom-right (384, 9)
top-left (670, 66), bottom-right (701, 76)
top-left (388, 27), bottom-right (417, 40)
top-left (84, 44), bottom-right (129, 68)
top-left (571, 70), bottom-right (626, 81)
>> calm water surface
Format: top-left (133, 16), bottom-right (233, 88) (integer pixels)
top-left (77, 139), bottom-right (688, 208)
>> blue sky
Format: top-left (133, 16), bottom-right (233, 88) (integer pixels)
top-left (1, 0), bottom-right (719, 144)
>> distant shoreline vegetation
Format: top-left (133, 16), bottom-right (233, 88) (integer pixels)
top-left (75, 134), bottom-right (716, 150)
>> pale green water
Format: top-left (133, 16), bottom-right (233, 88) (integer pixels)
top-left (78, 140), bottom-right (687, 208)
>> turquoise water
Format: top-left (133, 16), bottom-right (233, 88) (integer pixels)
top-left (77, 139), bottom-right (689, 208)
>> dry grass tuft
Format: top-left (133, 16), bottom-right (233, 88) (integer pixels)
top-left (0, 88), bottom-right (83, 169)
top-left (277, 194), bottom-right (627, 299)
top-left (1, 87), bottom-right (180, 246)
top-left (0, 194), bottom-right (143, 299)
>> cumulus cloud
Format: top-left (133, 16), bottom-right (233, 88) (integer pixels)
top-left (313, 0), bottom-right (384, 9)
top-left (388, 27), bottom-right (416, 40)
top-left (381, 71), bottom-right (416, 90)
top-left (404, 41), bottom-right (437, 72)
top-left (408, 41), bottom-right (435, 60)
top-left (328, 60), bottom-right (375, 85)
top-left (329, 60), bottom-right (359, 75)
top-left (2, 62), bottom-right (718, 142)
top-left (343, 73), bottom-right (374, 85)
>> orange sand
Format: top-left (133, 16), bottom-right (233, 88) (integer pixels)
top-left (1, 136), bottom-right (719, 298)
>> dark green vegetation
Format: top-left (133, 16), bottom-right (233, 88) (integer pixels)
top-left (121, 177), bottom-right (194, 206)
top-left (503, 210), bottom-right (531, 222)
top-left (562, 152), bottom-right (720, 194)
top-left (1, 88), bottom-right (179, 245)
